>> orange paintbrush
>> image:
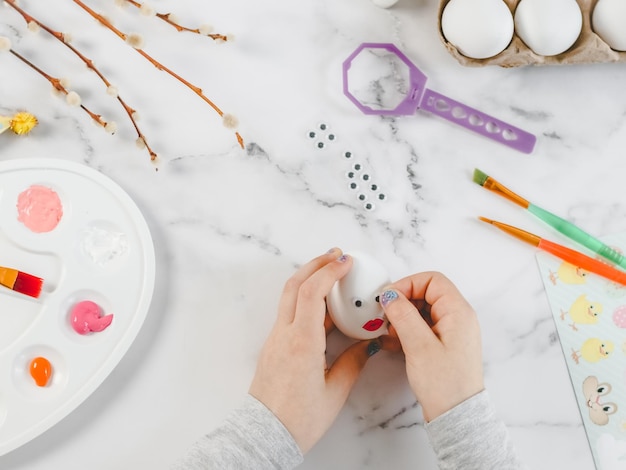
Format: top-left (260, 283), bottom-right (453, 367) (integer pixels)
top-left (0, 266), bottom-right (43, 298)
top-left (479, 217), bottom-right (626, 286)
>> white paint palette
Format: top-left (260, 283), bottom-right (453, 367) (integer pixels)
top-left (0, 159), bottom-right (155, 456)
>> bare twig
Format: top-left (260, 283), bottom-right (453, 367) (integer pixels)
top-left (122, 0), bottom-right (230, 41)
top-left (5, 0), bottom-right (158, 160)
top-left (73, 0), bottom-right (244, 149)
top-left (9, 49), bottom-right (108, 128)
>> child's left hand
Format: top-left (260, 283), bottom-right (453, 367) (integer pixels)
top-left (249, 248), bottom-right (385, 453)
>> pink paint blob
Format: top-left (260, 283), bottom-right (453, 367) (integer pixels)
top-left (16, 185), bottom-right (63, 233)
top-left (613, 305), bottom-right (626, 328)
top-left (70, 300), bottom-right (114, 335)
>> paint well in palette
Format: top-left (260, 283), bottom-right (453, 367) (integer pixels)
top-left (29, 357), bottom-right (52, 387)
top-left (80, 224), bottom-right (129, 267)
top-left (70, 300), bottom-right (114, 335)
top-left (16, 185), bottom-right (63, 233)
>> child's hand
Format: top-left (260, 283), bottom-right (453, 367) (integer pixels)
top-left (249, 249), bottom-right (382, 453)
top-left (379, 272), bottom-right (484, 422)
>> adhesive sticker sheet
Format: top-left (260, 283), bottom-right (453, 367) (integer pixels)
top-left (537, 232), bottom-right (626, 470)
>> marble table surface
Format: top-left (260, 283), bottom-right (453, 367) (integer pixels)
top-left (2, 0), bottom-right (626, 468)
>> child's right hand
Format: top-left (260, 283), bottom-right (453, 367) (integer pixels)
top-left (379, 272), bottom-right (485, 422)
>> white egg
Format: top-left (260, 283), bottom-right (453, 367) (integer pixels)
top-left (371, 0), bottom-right (399, 7)
top-left (592, 0), bottom-right (626, 51)
top-left (326, 251), bottom-right (390, 340)
top-left (514, 0), bottom-right (582, 56)
top-left (441, 0), bottom-right (514, 59)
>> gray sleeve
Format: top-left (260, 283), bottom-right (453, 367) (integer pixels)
top-left (424, 390), bottom-right (528, 470)
top-left (171, 394), bottom-right (303, 470)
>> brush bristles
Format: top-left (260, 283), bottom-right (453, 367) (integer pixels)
top-left (12, 271), bottom-right (43, 298)
top-left (472, 168), bottom-right (489, 186)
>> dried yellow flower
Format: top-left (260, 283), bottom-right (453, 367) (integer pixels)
top-left (10, 112), bottom-right (38, 135)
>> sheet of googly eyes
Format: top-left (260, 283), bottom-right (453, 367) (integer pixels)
top-left (306, 122), bottom-right (388, 213)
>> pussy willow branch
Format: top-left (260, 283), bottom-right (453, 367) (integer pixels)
top-left (123, 0), bottom-right (229, 40)
top-left (73, 0), bottom-right (244, 149)
top-left (5, 0), bottom-right (158, 160)
top-left (9, 49), bottom-right (107, 127)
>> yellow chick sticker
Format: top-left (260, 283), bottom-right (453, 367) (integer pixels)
top-left (560, 294), bottom-right (604, 331)
top-left (571, 338), bottom-right (614, 364)
top-left (549, 261), bottom-right (589, 285)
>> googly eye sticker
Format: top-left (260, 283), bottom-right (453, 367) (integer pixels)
top-left (306, 121), bottom-right (388, 212)
top-left (342, 155), bottom-right (387, 211)
top-left (307, 122), bottom-right (337, 150)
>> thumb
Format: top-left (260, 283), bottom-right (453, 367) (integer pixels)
top-left (325, 339), bottom-right (382, 398)
top-left (379, 289), bottom-right (435, 351)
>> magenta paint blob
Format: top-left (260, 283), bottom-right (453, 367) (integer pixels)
top-left (70, 300), bottom-right (114, 335)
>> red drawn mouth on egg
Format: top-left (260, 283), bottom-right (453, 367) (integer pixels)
top-left (362, 318), bottom-right (384, 331)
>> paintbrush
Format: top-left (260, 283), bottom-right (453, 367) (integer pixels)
top-left (0, 266), bottom-right (43, 298)
top-left (473, 168), bottom-right (626, 270)
top-left (479, 216), bottom-right (626, 286)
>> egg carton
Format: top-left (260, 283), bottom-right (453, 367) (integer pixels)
top-left (437, 0), bottom-right (626, 67)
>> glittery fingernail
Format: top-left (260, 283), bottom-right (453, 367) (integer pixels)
top-left (367, 339), bottom-right (382, 357)
top-left (380, 290), bottom-right (398, 307)
top-left (337, 254), bottom-right (349, 263)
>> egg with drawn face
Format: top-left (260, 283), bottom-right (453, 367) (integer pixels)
top-left (326, 251), bottom-right (390, 340)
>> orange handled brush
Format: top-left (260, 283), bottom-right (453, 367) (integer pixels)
top-left (0, 266), bottom-right (43, 298)
top-left (479, 217), bottom-right (626, 286)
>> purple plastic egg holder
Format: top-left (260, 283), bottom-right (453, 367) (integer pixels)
top-left (342, 43), bottom-right (536, 154)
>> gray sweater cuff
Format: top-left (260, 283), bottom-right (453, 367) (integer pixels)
top-left (172, 394), bottom-right (303, 470)
top-left (424, 390), bottom-right (526, 470)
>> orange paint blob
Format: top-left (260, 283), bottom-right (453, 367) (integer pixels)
top-left (29, 357), bottom-right (52, 387)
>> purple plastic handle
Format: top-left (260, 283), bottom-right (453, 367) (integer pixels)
top-left (420, 89), bottom-right (536, 154)
top-left (342, 43), bottom-right (536, 154)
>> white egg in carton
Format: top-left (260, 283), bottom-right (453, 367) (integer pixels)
top-left (438, 0), bottom-right (626, 67)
